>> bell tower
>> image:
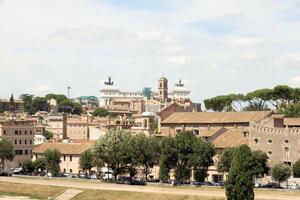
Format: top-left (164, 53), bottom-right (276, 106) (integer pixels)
top-left (158, 76), bottom-right (168, 102)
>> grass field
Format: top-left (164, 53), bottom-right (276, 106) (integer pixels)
top-left (0, 182), bottom-right (65, 199)
top-left (72, 189), bottom-right (224, 200)
top-left (0, 182), bottom-right (223, 200)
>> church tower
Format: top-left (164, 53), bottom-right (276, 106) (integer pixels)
top-left (158, 76), bottom-right (168, 102)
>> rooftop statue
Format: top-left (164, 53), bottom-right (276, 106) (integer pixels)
top-left (104, 77), bottom-right (114, 86)
top-left (175, 79), bottom-right (184, 87)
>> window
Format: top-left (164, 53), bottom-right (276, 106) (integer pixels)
top-left (268, 151), bottom-right (272, 155)
top-left (19, 140), bottom-right (22, 144)
top-left (254, 138), bottom-right (259, 144)
top-left (24, 140), bottom-right (27, 145)
top-left (14, 140), bottom-right (17, 145)
top-left (24, 150), bottom-right (28, 155)
top-left (284, 139), bottom-right (289, 144)
top-left (18, 150), bottom-right (23, 155)
top-left (3, 130), bottom-right (6, 135)
top-left (284, 147), bottom-right (290, 159)
top-left (63, 155), bottom-right (66, 161)
top-left (193, 129), bottom-right (199, 135)
top-left (30, 131), bottom-right (32, 135)
top-left (30, 150), bottom-right (32, 154)
top-left (268, 139), bottom-right (272, 144)
top-left (30, 140), bottom-right (32, 145)
top-left (69, 169), bottom-right (73, 173)
top-left (243, 132), bottom-right (248, 137)
top-left (19, 130), bottom-right (22, 135)
top-left (15, 130), bottom-right (18, 135)
top-left (70, 155), bottom-right (72, 162)
top-left (24, 130), bottom-right (27, 135)
top-left (15, 150), bottom-right (18, 155)
top-left (63, 169), bottom-right (66, 173)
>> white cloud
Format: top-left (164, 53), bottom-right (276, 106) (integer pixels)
top-left (165, 55), bottom-right (190, 65)
top-left (290, 75), bottom-right (300, 85)
top-left (1, 0), bottom-right (300, 101)
top-left (275, 53), bottom-right (300, 67)
top-left (228, 37), bottom-right (265, 48)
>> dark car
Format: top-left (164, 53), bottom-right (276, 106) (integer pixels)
top-left (261, 182), bottom-right (282, 189)
top-left (130, 178), bottom-right (146, 186)
top-left (0, 170), bottom-right (12, 177)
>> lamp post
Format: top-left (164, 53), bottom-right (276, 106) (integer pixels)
top-left (67, 86), bottom-right (71, 99)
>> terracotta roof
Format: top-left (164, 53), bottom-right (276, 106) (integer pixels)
top-left (162, 111), bottom-right (272, 124)
top-left (33, 142), bottom-right (94, 155)
top-left (199, 128), bottom-right (223, 137)
top-left (284, 118), bottom-right (300, 126)
top-left (212, 129), bottom-right (249, 149)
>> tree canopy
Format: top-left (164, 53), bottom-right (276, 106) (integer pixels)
top-left (271, 163), bottom-right (291, 185)
top-left (226, 145), bottom-right (255, 200)
top-left (159, 132), bottom-right (215, 183)
top-left (0, 139), bottom-right (15, 170)
top-left (204, 85), bottom-right (300, 116)
top-left (92, 108), bottom-right (109, 117)
top-left (43, 149), bottom-right (61, 176)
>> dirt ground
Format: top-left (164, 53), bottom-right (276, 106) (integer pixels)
top-left (1, 177), bottom-right (300, 200)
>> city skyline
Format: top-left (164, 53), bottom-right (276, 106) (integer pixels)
top-left (1, 0), bottom-right (300, 102)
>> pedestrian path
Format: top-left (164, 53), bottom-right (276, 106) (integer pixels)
top-left (55, 189), bottom-right (82, 200)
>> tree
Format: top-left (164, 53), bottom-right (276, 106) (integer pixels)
top-left (217, 147), bottom-right (235, 173)
top-left (293, 159), bottom-right (300, 178)
top-left (43, 130), bottom-right (53, 140)
top-left (226, 145), bottom-right (255, 200)
top-left (159, 136), bottom-right (177, 182)
top-left (271, 163), bottom-right (291, 186)
top-left (159, 132), bottom-right (214, 183)
top-left (92, 108), bottom-right (109, 117)
top-left (19, 94), bottom-right (34, 114)
top-left (31, 97), bottom-right (50, 114)
top-left (204, 95), bottom-right (234, 112)
top-left (134, 134), bottom-right (160, 180)
top-left (43, 149), bottom-right (61, 176)
top-left (45, 94), bottom-right (67, 104)
top-left (22, 160), bottom-right (35, 174)
top-left (9, 94), bottom-right (15, 112)
top-left (58, 99), bottom-right (82, 115)
top-left (280, 103), bottom-right (300, 118)
top-left (252, 150), bottom-right (269, 177)
top-left (0, 139), bottom-right (14, 170)
top-left (33, 157), bottom-right (46, 171)
top-left (244, 89), bottom-right (273, 111)
top-left (94, 129), bottom-right (128, 180)
top-left (190, 139), bottom-right (215, 182)
top-left (79, 149), bottom-right (94, 174)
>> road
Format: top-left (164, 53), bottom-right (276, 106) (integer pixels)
top-left (1, 177), bottom-right (300, 200)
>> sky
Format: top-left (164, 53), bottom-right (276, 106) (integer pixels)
top-left (1, 0), bottom-right (300, 102)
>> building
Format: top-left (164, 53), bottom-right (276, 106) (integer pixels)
top-left (0, 119), bottom-right (41, 169)
top-left (99, 77), bottom-right (144, 107)
top-left (0, 98), bottom-right (24, 113)
top-left (249, 115), bottom-right (300, 167)
top-left (44, 114), bottom-right (67, 140)
top-left (99, 77), bottom-right (198, 114)
top-left (32, 141), bottom-right (94, 174)
top-left (66, 117), bottom-right (89, 140)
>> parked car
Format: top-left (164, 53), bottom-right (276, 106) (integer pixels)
top-left (212, 182), bottom-right (224, 186)
top-left (130, 178), bottom-right (146, 186)
top-left (261, 182), bottom-right (282, 189)
top-left (12, 167), bottom-right (22, 174)
top-left (254, 182), bottom-right (261, 188)
top-left (0, 170), bottom-right (12, 176)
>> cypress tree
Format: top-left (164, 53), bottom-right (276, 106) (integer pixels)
top-left (225, 145), bottom-right (254, 200)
